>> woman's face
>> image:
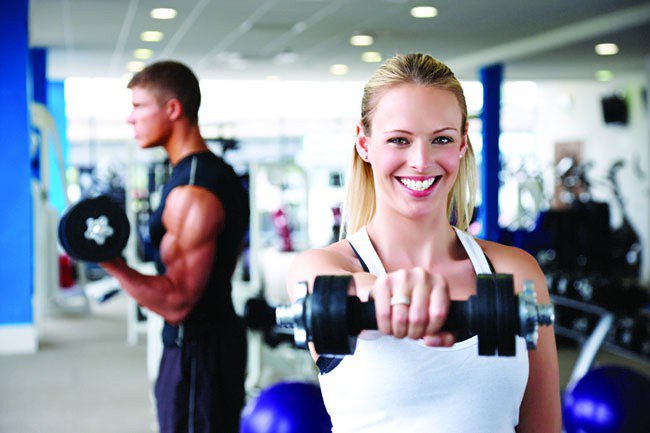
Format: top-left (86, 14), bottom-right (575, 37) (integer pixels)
top-left (357, 83), bottom-right (467, 220)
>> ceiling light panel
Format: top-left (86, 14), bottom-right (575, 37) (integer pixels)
top-left (150, 8), bottom-right (177, 20)
top-left (350, 35), bottom-right (374, 46)
top-left (595, 43), bottom-right (619, 56)
top-left (133, 48), bottom-right (154, 60)
top-left (141, 31), bottom-right (164, 42)
top-left (595, 70), bottom-right (614, 81)
top-left (410, 6), bottom-right (438, 18)
top-left (361, 51), bottom-right (382, 63)
top-left (127, 61), bottom-right (145, 72)
top-left (330, 64), bottom-right (349, 76)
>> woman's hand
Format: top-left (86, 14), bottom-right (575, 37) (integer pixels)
top-left (371, 267), bottom-right (455, 346)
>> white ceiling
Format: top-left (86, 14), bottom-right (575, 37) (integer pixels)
top-left (30, 0), bottom-right (650, 82)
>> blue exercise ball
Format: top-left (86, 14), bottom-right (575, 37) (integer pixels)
top-left (240, 381), bottom-right (332, 433)
top-left (563, 365), bottom-right (650, 433)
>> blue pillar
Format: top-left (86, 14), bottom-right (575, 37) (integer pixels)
top-left (31, 47), bottom-right (47, 105)
top-left (479, 64), bottom-right (503, 242)
top-left (0, 0), bottom-right (34, 352)
top-left (47, 81), bottom-right (69, 213)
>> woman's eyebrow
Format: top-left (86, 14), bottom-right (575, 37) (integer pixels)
top-left (381, 127), bottom-right (459, 134)
top-left (382, 129), bottom-right (413, 134)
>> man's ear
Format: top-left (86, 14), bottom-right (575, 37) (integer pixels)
top-left (355, 123), bottom-right (369, 161)
top-left (166, 98), bottom-right (183, 122)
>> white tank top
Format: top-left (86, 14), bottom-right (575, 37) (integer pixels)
top-left (318, 227), bottom-right (529, 433)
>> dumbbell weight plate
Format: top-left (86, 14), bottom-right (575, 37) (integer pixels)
top-left (310, 275), bottom-right (356, 355)
top-left (475, 274), bottom-right (517, 356)
top-left (58, 195), bottom-right (130, 262)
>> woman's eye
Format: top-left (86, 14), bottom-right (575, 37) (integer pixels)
top-left (433, 136), bottom-right (453, 145)
top-left (388, 137), bottom-right (409, 145)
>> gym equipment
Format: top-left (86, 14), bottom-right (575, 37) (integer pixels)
top-left (244, 297), bottom-right (294, 347)
top-left (275, 274), bottom-right (554, 356)
top-left (563, 365), bottom-right (650, 433)
top-left (240, 381), bottom-right (332, 433)
top-left (58, 195), bottom-right (130, 262)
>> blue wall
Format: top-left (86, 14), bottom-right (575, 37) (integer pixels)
top-left (0, 0), bottom-right (34, 325)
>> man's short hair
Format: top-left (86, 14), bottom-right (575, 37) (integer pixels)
top-left (128, 61), bottom-right (201, 124)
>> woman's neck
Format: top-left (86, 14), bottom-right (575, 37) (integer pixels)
top-left (366, 209), bottom-right (459, 271)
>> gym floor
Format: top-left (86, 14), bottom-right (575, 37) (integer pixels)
top-left (1, 294), bottom-right (648, 433)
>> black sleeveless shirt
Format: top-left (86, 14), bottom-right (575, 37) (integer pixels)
top-left (149, 151), bottom-right (249, 340)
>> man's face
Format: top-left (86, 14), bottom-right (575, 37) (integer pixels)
top-left (127, 86), bottom-right (173, 149)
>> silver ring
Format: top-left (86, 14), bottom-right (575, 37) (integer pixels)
top-left (390, 295), bottom-right (411, 306)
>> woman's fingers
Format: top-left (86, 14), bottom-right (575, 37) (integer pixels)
top-left (407, 268), bottom-right (431, 340)
top-left (371, 275), bottom-right (392, 335)
top-left (373, 268), bottom-right (451, 343)
top-left (389, 270), bottom-right (410, 338)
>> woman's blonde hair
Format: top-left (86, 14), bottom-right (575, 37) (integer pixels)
top-left (342, 53), bottom-right (477, 238)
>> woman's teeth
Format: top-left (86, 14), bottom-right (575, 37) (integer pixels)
top-left (399, 177), bottom-right (437, 191)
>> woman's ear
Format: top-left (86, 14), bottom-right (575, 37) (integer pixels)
top-left (356, 123), bottom-right (369, 162)
top-left (459, 122), bottom-right (469, 157)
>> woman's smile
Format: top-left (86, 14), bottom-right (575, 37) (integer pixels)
top-left (395, 175), bottom-right (442, 197)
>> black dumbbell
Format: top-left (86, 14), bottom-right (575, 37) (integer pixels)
top-left (58, 195), bottom-right (130, 262)
top-left (275, 274), bottom-right (554, 356)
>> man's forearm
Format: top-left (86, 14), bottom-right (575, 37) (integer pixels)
top-left (100, 258), bottom-right (188, 324)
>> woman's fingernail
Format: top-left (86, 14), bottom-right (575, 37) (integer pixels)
top-left (445, 334), bottom-right (455, 346)
top-left (428, 336), bottom-right (442, 346)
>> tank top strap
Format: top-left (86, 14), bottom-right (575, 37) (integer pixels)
top-left (452, 227), bottom-right (492, 274)
top-left (347, 227), bottom-right (387, 277)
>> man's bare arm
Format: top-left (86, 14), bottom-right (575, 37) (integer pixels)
top-left (102, 186), bottom-right (223, 324)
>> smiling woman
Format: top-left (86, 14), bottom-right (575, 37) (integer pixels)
top-left (286, 53), bottom-right (561, 433)
top-left (355, 83), bottom-right (470, 223)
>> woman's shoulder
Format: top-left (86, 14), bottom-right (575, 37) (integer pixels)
top-left (474, 237), bottom-right (542, 276)
top-left (290, 239), bottom-right (363, 275)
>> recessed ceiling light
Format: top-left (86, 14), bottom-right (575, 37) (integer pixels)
top-left (330, 64), bottom-right (349, 76)
top-left (410, 6), bottom-right (438, 18)
top-left (133, 48), bottom-right (154, 60)
top-left (150, 8), bottom-right (177, 20)
top-left (595, 43), bottom-right (619, 56)
top-left (595, 70), bottom-right (614, 82)
top-left (127, 61), bottom-right (145, 73)
top-left (274, 50), bottom-right (299, 65)
top-left (350, 34), bottom-right (374, 46)
top-left (361, 51), bottom-right (382, 63)
top-left (141, 31), bottom-right (164, 42)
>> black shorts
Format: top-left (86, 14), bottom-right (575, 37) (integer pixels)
top-left (154, 323), bottom-right (246, 433)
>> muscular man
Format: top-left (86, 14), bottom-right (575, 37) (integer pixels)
top-left (101, 61), bottom-right (249, 433)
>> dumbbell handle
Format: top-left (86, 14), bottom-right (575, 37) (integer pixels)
top-left (346, 297), bottom-right (472, 335)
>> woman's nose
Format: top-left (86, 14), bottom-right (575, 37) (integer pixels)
top-left (408, 141), bottom-right (433, 172)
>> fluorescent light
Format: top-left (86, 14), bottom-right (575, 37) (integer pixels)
top-left (330, 64), bottom-right (349, 76)
top-left (133, 48), bottom-right (154, 60)
top-left (410, 6), bottom-right (438, 18)
top-left (350, 35), bottom-right (374, 46)
top-left (361, 51), bottom-right (382, 63)
top-left (127, 61), bottom-right (145, 72)
top-left (595, 43), bottom-right (619, 56)
top-left (595, 70), bottom-right (614, 82)
top-left (141, 31), bottom-right (164, 42)
top-left (150, 8), bottom-right (177, 20)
